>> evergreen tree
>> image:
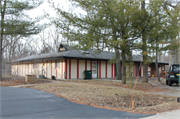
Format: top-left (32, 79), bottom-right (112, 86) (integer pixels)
top-left (49, 0), bottom-right (140, 82)
top-left (0, 0), bottom-right (43, 80)
top-left (49, 0), bottom-right (180, 83)
top-left (132, 0), bottom-right (180, 83)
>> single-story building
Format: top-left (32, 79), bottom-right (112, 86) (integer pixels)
top-left (11, 45), bottom-right (169, 79)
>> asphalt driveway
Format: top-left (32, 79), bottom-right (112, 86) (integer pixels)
top-left (156, 84), bottom-right (180, 97)
top-left (0, 87), bottom-right (152, 119)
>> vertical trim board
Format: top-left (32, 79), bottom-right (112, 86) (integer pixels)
top-left (97, 61), bottom-right (99, 78)
top-left (90, 61), bottom-right (92, 78)
top-left (69, 59), bottom-right (71, 79)
top-left (65, 59), bottom-right (67, 79)
top-left (85, 60), bottom-right (87, 70)
top-left (111, 64), bottom-right (113, 78)
top-left (99, 61), bottom-right (101, 78)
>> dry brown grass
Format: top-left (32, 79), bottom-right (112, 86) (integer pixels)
top-left (61, 79), bottom-right (168, 92)
top-left (30, 82), bottom-right (180, 114)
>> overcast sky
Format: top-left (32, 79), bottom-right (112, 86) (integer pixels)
top-left (28, 0), bottom-right (79, 22)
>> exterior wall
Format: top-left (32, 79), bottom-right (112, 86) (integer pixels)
top-left (22, 63), bottom-right (24, 76)
top-left (60, 59), bottom-right (64, 79)
top-left (30, 63), bottom-right (33, 75)
top-left (45, 62), bottom-right (47, 78)
top-left (26, 63), bottom-right (28, 75)
top-left (19, 64), bottom-right (21, 75)
top-left (67, 59), bottom-right (69, 79)
top-left (111, 63), bottom-right (114, 78)
top-left (11, 64), bottom-right (15, 75)
top-left (107, 62), bottom-right (111, 78)
top-left (64, 59), bottom-right (67, 79)
top-left (52, 60), bottom-right (56, 78)
top-left (16, 64), bottom-right (19, 75)
top-left (47, 61), bottom-right (51, 79)
top-left (71, 59), bottom-right (77, 79)
top-left (87, 61), bottom-right (90, 70)
top-left (38, 62), bottom-right (43, 76)
top-left (101, 61), bottom-right (106, 78)
top-left (24, 63), bottom-right (26, 76)
top-left (56, 60), bottom-right (61, 79)
top-left (29, 63), bottom-right (32, 74)
top-left (11, 60), bottom-right (114, 79)
top-left (79, 60), bottom-right (85, 79)
top-left (11, 59), bottom-right (168, 79)
top-left (141, 64), bottom-right (143, 77)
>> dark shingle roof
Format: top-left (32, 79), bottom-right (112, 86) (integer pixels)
top-left (12, 48), bottom-right (169, 65)
top-left (14, 51), bottom-right (70, 62)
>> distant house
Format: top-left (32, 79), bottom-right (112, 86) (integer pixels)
top-left (11, 45), bottom-right (169, 79)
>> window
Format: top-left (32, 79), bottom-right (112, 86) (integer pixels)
top-left (33, 63), bottom-right (37, 69)
top-left (173, 65), bottom-right (180, 72)
top-left (169, 66), bottom-right (172, 73)
top-left (56, 61), bottom-right (60, 69)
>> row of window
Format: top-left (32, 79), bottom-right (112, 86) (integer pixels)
top-left (33, 61), bottom-right (60, 69)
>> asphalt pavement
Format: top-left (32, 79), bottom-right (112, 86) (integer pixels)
top-left (0, 87), bottom-right (152, 119)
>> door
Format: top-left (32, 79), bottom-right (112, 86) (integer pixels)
top-left (92, 61), bottom-right (97, 78)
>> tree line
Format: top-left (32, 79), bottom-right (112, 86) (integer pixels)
top-left (1, 0), bottom-right (180, 83)
top-left (48, 0), bottom-right (180, 83)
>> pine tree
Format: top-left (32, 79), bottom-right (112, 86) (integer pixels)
top-left (132, 0), bottom-right (180, 83)
top-left (49, 0), bottom-right (180, 83)
top-left (0, 0), bottom-right (43, 80)
top-left (49, 0), bottom-right (141, 82)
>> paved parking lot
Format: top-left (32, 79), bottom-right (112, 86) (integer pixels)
top-left (0, 87), bottom-right (151, 119)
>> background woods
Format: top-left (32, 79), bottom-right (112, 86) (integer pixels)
top-left (1, 0), bottom-right (180, 83)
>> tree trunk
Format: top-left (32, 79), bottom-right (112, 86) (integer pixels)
top-left (141, 0), bottom-right (148, 83)
top-left (0, 29), bottom-right (2, 81)
top-left (155, 44), bottom-right (160, 82)
top-left (142, 35), bottom-right (148, 83)
top-left (155, 56), bottom-right (160, 82)
top-left (0, 0), bottom-right (7, 80)
top-left (122, 50), bottom-right (126, 84)
top-left (115, 48), bottom-right (122, 80)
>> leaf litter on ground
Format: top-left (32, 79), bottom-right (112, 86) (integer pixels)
top-left (30, 82), bottom-right (180, 114)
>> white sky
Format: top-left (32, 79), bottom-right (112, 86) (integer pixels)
top-left (25, 0), bottom-right (138, 54)
top-left (23, 0), bottom-right (71, 47)
top-left (24, 0), bottom-right (87, 51)
top-left (27, 0), bottom-right (67, 22)
top-left (28, 0), bottom-right (83, 22)
top-left (26, 0), bottom-right (178, 55)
